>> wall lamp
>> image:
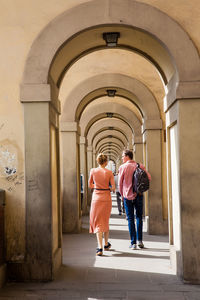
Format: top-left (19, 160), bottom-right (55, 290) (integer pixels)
top-left (106, 112), bottom-right (113, 118)
top-left (103, 32), bottom-right (120, 47)
top-left (106, 89), bottom-right (116, 97)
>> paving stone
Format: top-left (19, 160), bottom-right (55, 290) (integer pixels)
top-left (127, 291), bottom-right (186, 300)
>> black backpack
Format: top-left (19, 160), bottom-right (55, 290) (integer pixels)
top-left (132, 163), bottom-right (150, 194)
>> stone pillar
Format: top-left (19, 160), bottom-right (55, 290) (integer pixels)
top-left (87, 146), bottom-right (93, 177)
top-left (60, 122), bottom-right (81, 233)
top-left (93, 150), bottom-right (96, 168)
top-left (79, 137), bottom-right (88, 215)
top-left (166, 95), bottom-right (200, 283)
top-left (134, 136), bottom-right (143, 163)
top-left (87, 146), bottom-right (93, 207)
top-left (143, 119), bottom-right (168, 235)
top-left (15, 84), bottom-right (62, 281)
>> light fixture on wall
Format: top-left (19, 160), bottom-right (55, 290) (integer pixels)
top-left (108, 135), bottom-right (113, 138)
top-left (106, 89), bottom-right (116, 97)
top-left (103, 32), bottom-right (120, 47)
top-left (108, 127), bottom-right (114, 130)
top-left (106, 112), bottom-right (113, 118)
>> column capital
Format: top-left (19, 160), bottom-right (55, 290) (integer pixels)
top-left (176, 81), bottom-right (200, 99)
top-left (164, 80), bottom-right (200, 112)
top-left (20, 83), bottom-right (61, 114)
top-left (87, 146), bottom-right (93, 152)
top-left (142, 119), bottom-right (162, 133)
top-left (133, 136), bottom-right (143, 144)
top-left (60, 122), bottom-right (80, 133)
top-left (79, 136), bottom-right (86, 144)
top-left (20, 84), bottom-right (51, 102)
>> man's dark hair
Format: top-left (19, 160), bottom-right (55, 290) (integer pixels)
top-left (123, 149), bottom-right (133, 160)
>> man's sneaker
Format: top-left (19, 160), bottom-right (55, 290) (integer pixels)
top-left (138, 241), bottom-right (144, 249)
top-left (129, 244), bottom-right (137, 250)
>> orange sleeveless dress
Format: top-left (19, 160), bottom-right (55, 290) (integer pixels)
top-left (89, 167), bottom-right (115, 233)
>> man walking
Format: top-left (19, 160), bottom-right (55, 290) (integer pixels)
top-left (118, 150), bottom-right (151, 249)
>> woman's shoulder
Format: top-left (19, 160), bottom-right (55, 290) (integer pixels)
top-left (106, 169), bottom-right (113, 175)
top-left (91, 167), bottom-right (99, 173)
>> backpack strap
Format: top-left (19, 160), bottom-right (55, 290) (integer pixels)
top-left (137, 163), bottom-right (140, 168)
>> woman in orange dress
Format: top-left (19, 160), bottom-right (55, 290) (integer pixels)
top-left (89, 153), bottom-right (115, 256)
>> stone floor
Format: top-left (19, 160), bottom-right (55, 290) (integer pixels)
top-left (1, 195), bottom-right (200, 299)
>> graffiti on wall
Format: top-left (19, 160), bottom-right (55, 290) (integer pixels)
top-left (0, 137), bottom-right (24, 192)
top-left (0, 145), bottom-right (17, 177)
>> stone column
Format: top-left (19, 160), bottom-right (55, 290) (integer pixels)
top-left (143, 119), bottom-right (168, 235)
top-left (87, 146), bottom-right (93, 177)
top-left (87, 146), bottom-right (93, 207)
top-left (134, 136), bottom-right (143, 163)
top-left (166, 92), bottom-right (200, 283)
top-left (79, 136), bottom-right (88, 215)
top-left (16, 84), bottom-right (62, 281)
top-left (93, 150), bottom-right (96, 168)
top-left (60, 122), bottom-right (81, 233)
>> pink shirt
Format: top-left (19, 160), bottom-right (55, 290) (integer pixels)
top-left (118, 160), bottom-right (151, 200)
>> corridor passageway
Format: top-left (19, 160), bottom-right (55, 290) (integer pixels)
top-left (0, 195), bottom-right (200, 299)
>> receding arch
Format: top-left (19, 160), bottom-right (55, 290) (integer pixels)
top-left (91, 128), bottom-right (129, 146)
top-left (94, 134), bottom-right (126, 150)
top-left (103, 148), bottom-right (119, 157)
top-left (100, 146), bottom-right (120, 156)
top-left (80, 102), bottom-right (142, 138)
top-left (98, 142), bottom-right (122, 153)
top-left (96, 137), bottom-right (125, 152)
top-left (62, 73), bottom-right (161, 122)
top-left (87, 118), bottom-right (133, 146)
top-left (84, 115), bottom-right (134, 137)
top-left (93, 130), bottom-right (128, 150)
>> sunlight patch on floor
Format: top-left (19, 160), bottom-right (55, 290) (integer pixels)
top-left (90, 195), bottom-right (174, 275)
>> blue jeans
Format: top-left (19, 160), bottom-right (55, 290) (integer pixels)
top-left (124, 195), bottom-right (143, 245)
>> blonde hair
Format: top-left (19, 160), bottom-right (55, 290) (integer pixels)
top-left (97, 153), bottom-right (108, 165)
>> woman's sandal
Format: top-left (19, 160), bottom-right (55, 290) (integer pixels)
top-left (104, 242), bottom-right (111, 251)
top-left (96, 248), bottom-right (103, 256)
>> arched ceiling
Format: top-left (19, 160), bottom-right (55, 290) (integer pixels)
top-left (98, 142), bottom-right (122, 153)
top-left (96, 137), bottom-right (124, 152)
top-left (87, 118), bottom-right (133, 146)
top-left (59, 50), bottom-right (165, 119)
top-left (100, 146), bottom-right (120, 155)
top-left (51, 24), bottom-right (175, 87)
top-left (79, 101), bottom-right (142, 137)
top-left (93, 130), bottom-right (128, 150)
top-left (90, 128), bottom-right (129, 146)
top-left (75, 87), bottom-right (143, 121)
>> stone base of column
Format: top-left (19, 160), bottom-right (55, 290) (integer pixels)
top-left (63, 217), bottom-right (81, 234)
top-left (147, 218), bottom-right (168, 235)
top-left (170, 245), bottom-right (182, 277)
top-left (7, 248), bottom-right (62, 281)
top-left (82, 206), bottom-right (89, 216)
top-left (0, 264), bottom-right (6, 287)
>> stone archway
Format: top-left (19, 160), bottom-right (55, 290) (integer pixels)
top-left (20, 0), bottom-right (200, 282)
